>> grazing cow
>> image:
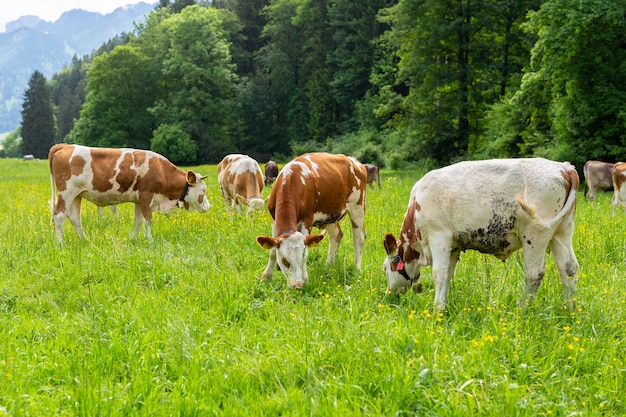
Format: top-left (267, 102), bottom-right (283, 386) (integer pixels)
top-left (265, 160), bottom-right (279, 185)
top-left (364, 163), bottom-right (381, 189)
top-left (611, 162), bottom-right (626, 213)
top-left (383, 158), bottom-right (579, 311)
top-left (256, 153), bottom-right (367, 289)
top-left (49, 144), bottom-right (210, 244)
top-left (217, 154), bottom-right (265, 214)
top-left (583, 160), bottom-right (614, 201)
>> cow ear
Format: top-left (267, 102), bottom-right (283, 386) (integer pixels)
top-left (257, 236), bottom-right (280, 250)
top-left (187, 170), bottom-right (197, 185)
top-left (418, 252), bottom-right (429, 266)
top-left (305, 234), bottom-right (325, 248)
top-left (383, 233), bottom-right (398, 256)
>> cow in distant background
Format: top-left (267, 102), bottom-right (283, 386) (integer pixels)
top-left (49, 144), bottom-right (210, 244)
top-left (611, 162), bottom-right (626, 213)
top-left (257, 153), bottom-right (367, 289)
top-left (364, 163), bottom-right (381, 189)
top-left (583, 160), bottom-right (614, 201)
top-left (264, 161), bottom-right (279, 185)
top-left (217, 154), bottom-right (265, 214)
top-left (383, 158), bottom-right (579, 311)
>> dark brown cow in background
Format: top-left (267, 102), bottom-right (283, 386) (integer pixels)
top-left (257, 153), bottom-right (367, 289)
top-left (49, 144), bottom-right (211, 244)
top-left (364, 163), bottom-right (381, 189)
top-left (264, 161), bottom-right (279, 185)
top-left (583, 160), bottom-right (614, 201)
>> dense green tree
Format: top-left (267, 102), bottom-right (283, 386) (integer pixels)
top-left (51, 56), bottom-right (88, 143)
top-left (374, 0), bottom-right (540, 165)
top-left (0, 127), bottom-right (22, 158)
top-left (149, 6), bottom-right (238, 163)
top-left (328, 0), bottom-right (395, 134)
top-left (488, 0), bottom-right (626, 169)
top-left (20, 71), bottom-right (56, 158)
top-left (71, 45), bottom-right (159, 149)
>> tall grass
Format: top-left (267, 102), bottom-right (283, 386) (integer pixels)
top-left (0, 158), bottom-right (624, 416)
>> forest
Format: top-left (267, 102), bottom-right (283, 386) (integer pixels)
top-left (12, 0), bottom-right (626, 171)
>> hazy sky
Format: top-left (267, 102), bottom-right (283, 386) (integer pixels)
top-left (0, 1), bottom-right (152, 32)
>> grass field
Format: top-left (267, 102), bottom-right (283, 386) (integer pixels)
top-left (0, 157), bottom-right (625, 416)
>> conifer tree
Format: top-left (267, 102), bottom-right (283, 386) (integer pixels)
top-left (20, 71), bottom-right (56, 159)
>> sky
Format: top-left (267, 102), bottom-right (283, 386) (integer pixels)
top-left (0, 1), bottom-right (151, 32)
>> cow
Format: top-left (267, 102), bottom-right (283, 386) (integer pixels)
top-left (264, 160), bottom-right (279, 185)
top-left (217, 154), bottom-right (265, 214)
top-left (383, 158), bottom-right (579, 311)
top-left (611, 162), bottom-right (626, 213)
top-left (364, 163), bottom-right (381, 189)
top-left (256, 152), bottom-right (367, 289)
top-left (49, 144), bottom-right (211, 244)
top-left (583, 160), bottom-right (614, 201)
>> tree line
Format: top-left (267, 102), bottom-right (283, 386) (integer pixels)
top-left (14, 0), bottom-right (626, 172)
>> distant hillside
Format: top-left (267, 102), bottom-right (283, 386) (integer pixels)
top-left (0, 2), bottom-right (156, 134)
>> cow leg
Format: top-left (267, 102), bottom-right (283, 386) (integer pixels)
top-left (325, 223), bottom-right (343, 264)
top-left (349, 208), bottom-right (366, 270)
top-left (132, 204), bottom-right (153, 240)
top-left (519, 241), bottom-right (549, 308)
top-left (261, 247), bottom-right (276, 280)
top-left (550, 232), bottom-right (579, 311)
top-left (52, 197), bottom-right (68, 244)
top-left (67, 197), bottom-right (87, 240)
top-left (588, 186), bottom-right (596, 202)
top-left (431, 248), bottom-right (459, 311)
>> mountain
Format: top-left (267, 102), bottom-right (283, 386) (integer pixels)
top-left (0, 2), bottom-right (156, 134)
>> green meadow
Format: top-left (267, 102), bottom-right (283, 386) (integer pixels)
top-left (0, 157), bottom-right (625, 416)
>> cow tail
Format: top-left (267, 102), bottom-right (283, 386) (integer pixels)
top-left (517, 166), bottom-right (579, 229)
top-left (48, 145), bottom-right (59, 219)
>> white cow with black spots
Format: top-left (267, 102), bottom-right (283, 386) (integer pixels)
top-left (383, 158), bottom-right (579, 311)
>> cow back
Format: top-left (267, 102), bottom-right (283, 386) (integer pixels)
top-left (268, 153), bottom-right (366, 232)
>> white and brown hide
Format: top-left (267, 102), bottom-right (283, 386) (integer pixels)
top-left (611, 162), bottom-right (626, 213)
top-left (49, 144), bottom-right (210, 244)
top-left (217, 154), bottom-right (265, 214)
top-left (256, 152), bottom-right (367, 289)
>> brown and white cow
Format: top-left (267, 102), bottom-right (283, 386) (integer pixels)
top-left (383, 158), bottom-right (579, 311)
top-left (583, 160), bottom-right (614, 201)
top-left (611, 162), bottom-right (626, 213)
top-left (217, 154), bottom-right (265, 214)
top-left (264, 160), bottom-right (279, 185)
top-left (49, 144), bottom-right (210, 244)
top-left (256, 153), bottom-right (367, 289)
top-left (364, 163), bottom-right (381, 189)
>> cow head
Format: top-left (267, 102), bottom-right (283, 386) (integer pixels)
top-left (257, 231), bottom-right (325, 288)
top-left (182, 171), bottom-right (211, 212)
top-left (382, 233), bottom-right (422, 294)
